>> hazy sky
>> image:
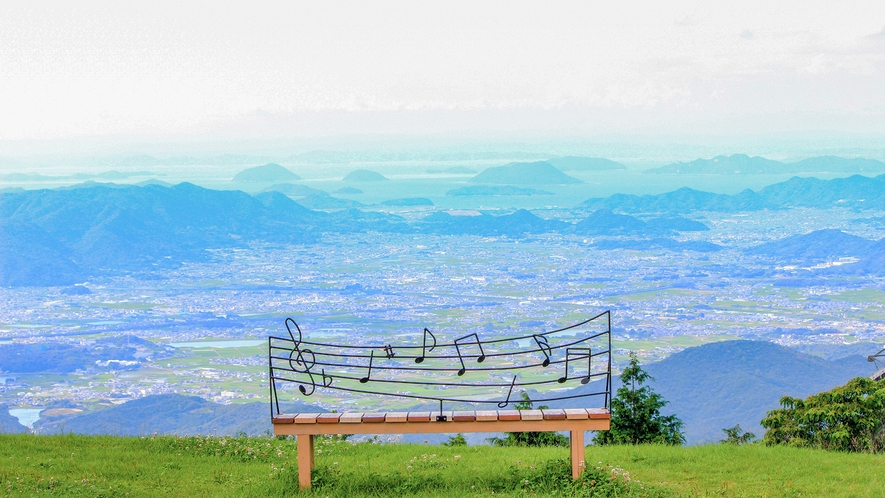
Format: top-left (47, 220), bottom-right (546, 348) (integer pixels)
top-left (1, 1), bottom-right (884, 142)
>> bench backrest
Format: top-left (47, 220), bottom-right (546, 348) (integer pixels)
top-left (269, 311), bottom-right (612, 418)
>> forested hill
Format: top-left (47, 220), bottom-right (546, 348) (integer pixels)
top-left (0, 183), bottom-right (712, 287)
top-left (0, 183), bottom-right (405, 286)
top-left (555, 340), bottom-right (871, 445)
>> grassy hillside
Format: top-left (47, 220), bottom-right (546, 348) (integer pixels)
top-left (1, 434), bottom-right (882, 497)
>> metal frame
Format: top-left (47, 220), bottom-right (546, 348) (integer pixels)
top-left (269, 311), bottom-right (613, 417)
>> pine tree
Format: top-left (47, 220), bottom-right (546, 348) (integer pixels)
top-left (594, 352), bottom-right (684, 445)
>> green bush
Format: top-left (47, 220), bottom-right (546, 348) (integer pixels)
top-left (762, 376), bottom-right (885, 452)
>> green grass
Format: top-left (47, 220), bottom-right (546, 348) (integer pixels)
top-left (585, 444), bottom-right (885, 497)
top-left (1, 435), bottom-right (883, 497)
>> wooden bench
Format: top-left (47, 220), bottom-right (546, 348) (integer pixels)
top-left (269, 312), bottom-right (614, 490)
top-left (273, 408), bottom-right (610, 489)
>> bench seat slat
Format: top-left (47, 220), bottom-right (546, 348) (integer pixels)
top-left (362, 413), bottom-right (386, 423)
top-left (407, 411), bottom-right (431, 422)
top-left (564, 408), bottom-right (589, 420)
top-left (294, 413), bottom-right (319, 424)
top-left (452, 411), bottom-right (475, 422)
top-left (385, 412), bottom-right (409, 423)
top-left (317, 413), bottom-right (341, 424)
top-left (340, 412), bottom-right (364, 423)
top-left (272, 414), bottom-right (296, 424)
top-left (519, 410), bottom-right (544, 421)
top-left (587, 408), bottom-right (610, 419)
top-left (497, 410), bottom-right (521, 421)
top-left (475, 410), bottom-right (498, 422)
top-left (541, 409), bottom-right (566, 420)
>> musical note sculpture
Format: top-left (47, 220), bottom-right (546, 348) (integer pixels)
top-left (269, 311), bottom-right (613, 418)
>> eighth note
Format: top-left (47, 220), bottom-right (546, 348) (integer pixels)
top-left (533, 334), bottom-right (552, 367)
top-left (360, 350), bottom-right (374, 383)
top-left (557, 348), bottom-right (592, 384)
top-left (454, 332), bottom-right (486, 376)
top-left (415, 328), bottom-right (436, 363)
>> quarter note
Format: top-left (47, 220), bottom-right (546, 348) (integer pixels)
top-left (533, 334), bottom-right (552, 367)
top-left (557, 348), bottom-right (592, 384)
top-left (454, 332), bottom-right (486, 376)
top-left (360, 350), bottom-right (374, 383)
top-left (415, 328), bottom-right (437, 363)
top-left (497, 375), bottom-right (518, 408)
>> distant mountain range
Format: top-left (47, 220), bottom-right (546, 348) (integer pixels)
top-left (0, 183), bottom-right (404, 286)
top-left (417, 209), bottom-right (709, 239)
top-left (9, 175), bottom-right (885, 287)
top-left (746, 229), bottom-right (885, 276)
top-left (646, 154), bottom-right (885, 175)
top-left (33, 394), bottom-right (320, 436)
top-left (573, 210), bottom-right (709, 236)
top-left (555, 340), bottom-right (871, 444)
top-left (418, 209), bottom-right (568, 236)
top-left (580, 173), bottom-right (885, 213)
top-left (470, 162), bottom-right (583, 185)
top-left (0, 183), bottom-right (724, 287)
top-left (643, 340), bottom-right (870, 444)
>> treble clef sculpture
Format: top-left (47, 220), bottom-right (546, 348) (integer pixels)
top-left (285, 317), bottom-right (330, 395)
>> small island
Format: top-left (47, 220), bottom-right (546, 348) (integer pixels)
top-left (233, 163), bottom-right (301, 182)
top-left (342, 169), bottom-right (388, 182)
top-left (470, 161), bottom-right (583, 185)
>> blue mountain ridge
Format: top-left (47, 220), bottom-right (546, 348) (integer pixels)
top-left (579, 173), bottom-right (885, 213)
top-left (645, 154), bottom-right (885, 175)
top-left (0, 182), bottom-right (717, 286)
top-left (32, 394), bottom-right (322, 436)
top-left (550, 340), bottom-right (871, 445)
top-left (746, 229), bottom-right (885, 275)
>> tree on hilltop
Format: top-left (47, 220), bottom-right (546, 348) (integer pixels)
top-left (761, 376), bottom-right (885, 453)
top-left (721, 424), bottom-right (756, 445)
top-left (594, 352), bottom-right (684, 445)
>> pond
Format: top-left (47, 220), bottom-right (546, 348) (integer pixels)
top-left (8, 408), bottom-right (42, 429)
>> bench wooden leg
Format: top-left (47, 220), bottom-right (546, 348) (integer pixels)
top-left (298, 434), bottom-right (313, 490)
top-left (570, 430), bottom-right (585, 479)
top-left (309, 434), bottom-right (315, 470)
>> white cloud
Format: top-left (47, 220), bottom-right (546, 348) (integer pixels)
top-left (0, 0), bottom-right (883, 140)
